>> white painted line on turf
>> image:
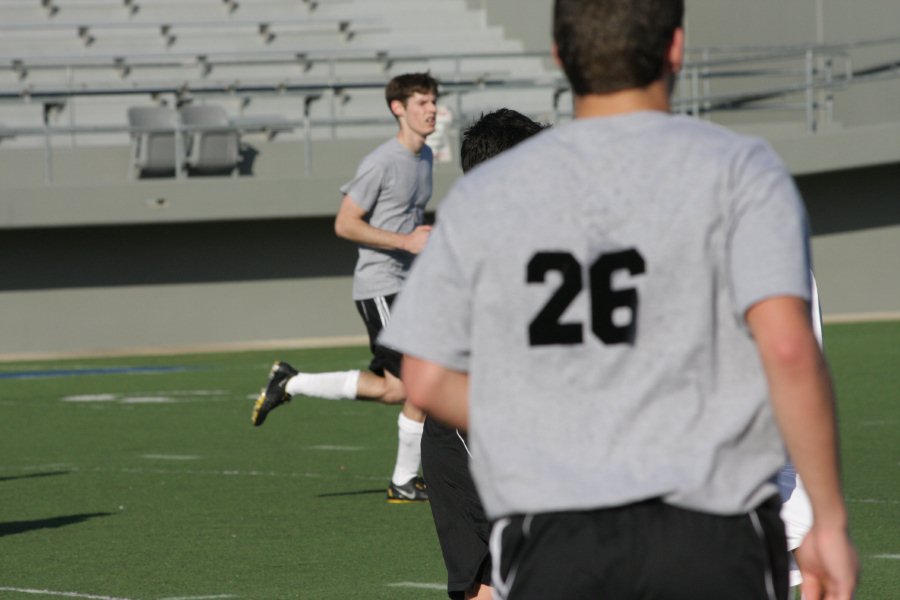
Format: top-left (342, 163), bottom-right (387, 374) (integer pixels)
top-left (59, 465), bottom-right (387, 482)
top-left (158, 595), bottom-right (237, 600)
top-left (121, 396), bottom-right (176, 404)
top-left (387, 582), bottom-right (445, 590)
top-left (860, 419), bottom-right (899, 427)
top-left (308, 445), bottom-right (364, 451)
top-left (873, 554), bottom-right (900, 560)
top-left (0, 586), bottom-right (137, 599)
top-left (62, 391), bottom-right (231, 404)
top-left (141, 454), bottom-right (200, 461)
top-left (847, 497), bottom-right (900, 505)
top-left (63, 394), bottom-right (118, 402)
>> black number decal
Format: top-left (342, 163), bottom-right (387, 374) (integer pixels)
top-left (590, 249), bottom-right (645, 344)
top-left (527, 249), bottom-right (645, 346)
top-left (527, 252), bottom-right (584, 346)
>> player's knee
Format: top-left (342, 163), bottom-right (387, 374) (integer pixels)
top-left (379, 374), bottom-right (407, 404)
top-left (380, 388), bottom-right (406, 404)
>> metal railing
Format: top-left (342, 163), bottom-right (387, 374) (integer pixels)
top-left (675, 35), bottom-right (900, 132)
top-left (0, 15), bottom-right (380, 46)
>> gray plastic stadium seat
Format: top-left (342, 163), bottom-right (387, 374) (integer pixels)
top-left (179, 104), bottom-right (239, 176)
top-left (127, 105), bottom-right (180, 178)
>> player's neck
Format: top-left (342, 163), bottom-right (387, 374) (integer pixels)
top-left (395, 128), bottom-right (427, 155)
top-left (573, 79), bottom-right (672, 119)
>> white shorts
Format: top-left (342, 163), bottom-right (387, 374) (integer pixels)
top-left (778, 462), bottom-right (813, 587)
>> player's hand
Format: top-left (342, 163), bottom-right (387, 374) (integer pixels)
top-left (795, 525), bottom-right (858, 600)
top-left (404, 225), bottom-right (432, 254)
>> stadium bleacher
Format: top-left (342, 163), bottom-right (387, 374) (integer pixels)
top-left (0, 0), bottom-right (898, 181)
top-left (0, 0), bottom-right (555, 170)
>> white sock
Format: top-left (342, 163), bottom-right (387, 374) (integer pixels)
top-left (391, 413), bottom-right (424, 485)
top-left (285, 370), bottom-right (359, 400)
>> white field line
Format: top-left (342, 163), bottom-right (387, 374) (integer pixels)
top-left (386, 582), bottom-right (445, 590)
top-left (0, 462), bottom-right (385, 482)
top-left (140, 455), bottom-right (200, 461)
top-left (859, 419), bottom-right (899, 427)
top-left (873, 554), bottom-right (900, 560)
top-left (0, 588), bottom-right (237, 600)
top-left (846, 497), bottom-right (900, 505)
top-left (0, 587), bottom-right (137, 600)
top-left (62, 394), bottom-right (118, 402)
top-left (0, 334), bottom-right (369, 362)
top-left (120, 397), bottom-right (176, 404)
top-left (162, 390), bottom-right (231, 396)
top-left (4, 464), bottom-right (387, 483)
top-left (158, 595), bottom-right (237, 599)
top-left (62, 390), bottom-right (232, 405)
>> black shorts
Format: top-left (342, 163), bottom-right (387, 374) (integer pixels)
top-left (354, 294), bottom-right (403, 378)
top-left (421, 417), bottom-right (492, 599)
top-left (492, 495), bottom-right (788, 600)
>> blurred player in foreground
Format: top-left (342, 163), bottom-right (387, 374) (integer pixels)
top-left (252, 72), bottom-right (437, 503)
top-left (381, 0), bottom-right (857, 598)
top-left (423, 108), bottom-right (547, 600)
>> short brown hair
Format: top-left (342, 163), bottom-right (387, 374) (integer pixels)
top-left (384, 72), bottom-right (439, 112)
top-left (554, 0), bottom-right (684, 95)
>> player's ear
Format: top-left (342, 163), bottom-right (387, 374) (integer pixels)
top-left (389, 98), bottom-right (406, 119)
top-left (667, 27), bottom-right (685, 74)
top-left (551, 43), bottom-right (563, 69)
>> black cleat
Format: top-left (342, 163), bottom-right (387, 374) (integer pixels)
top-left (252, 361), bottom-right (298, 427)
top-left (386, 476), bottom-right (429, 503)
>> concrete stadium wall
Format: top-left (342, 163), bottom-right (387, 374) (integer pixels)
top-left (1, 1), bottom-right (899, 358)
top-left (0, 218), bottom-right (363, 356)
top-left (0, 138), bottom-right (462, 357)
top-left (0, 135), bottom-right (896, 358)
top-left (799, 163), bottom-right (900, 320)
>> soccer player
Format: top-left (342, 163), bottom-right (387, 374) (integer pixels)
top-left (252, 72), bottom-right (438, 503)
top-left (423, 108), bottom-right (547, 600)
top-left (381, 1), bottom-right (858, 598)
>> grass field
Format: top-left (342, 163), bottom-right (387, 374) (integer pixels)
top-left (1, 321), bottom-right (898, 599)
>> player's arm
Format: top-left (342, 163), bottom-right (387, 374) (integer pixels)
top-left (746, 296), bottom-right (858, 599)
top-left (334, 195), bottom-right (431, 254)
top-left (401, 355), bottom-right (469, 430)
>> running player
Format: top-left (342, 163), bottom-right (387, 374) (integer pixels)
top-left (423, 108), bottom-right (547, 600)
top-left (252, 72), bottom-right (438, 503)
top-left (381, 1), bottom-right (857, 598)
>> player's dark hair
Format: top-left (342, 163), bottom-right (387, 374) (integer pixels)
top-left (385, 72), bottom-right (439, 112)
top-left (460, 109), bottom-right (548, 173)
top-left (554, 0), bottom-right (684, 95)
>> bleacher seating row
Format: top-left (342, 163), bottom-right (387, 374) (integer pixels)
top-left (0, 0), bottom-right (553, 143)
top-left (7, 1), bottom-right (893, 183)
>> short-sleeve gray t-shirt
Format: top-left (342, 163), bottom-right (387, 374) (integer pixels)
top-left (340, 137), bottom-right (433, 300)
top-left (381, 112), bottom-right (811, 520)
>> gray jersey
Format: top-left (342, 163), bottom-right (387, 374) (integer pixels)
top-left (381, 112), bottom-right (812, 519)
top-left (340, 137), bottom-right (433, 300)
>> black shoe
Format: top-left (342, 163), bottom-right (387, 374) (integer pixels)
top-left (386, 476), bottom-right (428, 503)
top-left (251, 361), bottom-right (298, 427)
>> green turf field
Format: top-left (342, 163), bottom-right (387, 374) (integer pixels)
top-left (1, 321), bottom-right (898, 599)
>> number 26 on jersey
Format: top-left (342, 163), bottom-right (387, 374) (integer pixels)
top-left (527, 248), bottom-right (645, 347)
